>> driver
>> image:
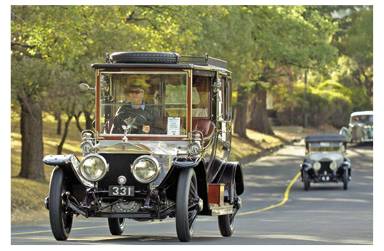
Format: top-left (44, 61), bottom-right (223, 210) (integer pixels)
top-left (110, 83), bottom-right (155, 134)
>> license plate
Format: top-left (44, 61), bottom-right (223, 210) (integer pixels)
top-left (108, 186), bottom-right (134, 196)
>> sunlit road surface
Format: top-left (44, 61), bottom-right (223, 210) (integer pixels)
top-left (11, 142), bottom-right (373, 244)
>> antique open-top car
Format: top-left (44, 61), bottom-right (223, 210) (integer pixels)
top-left (300, 134), bottom-right (351, 190)
top-left (43, 52), bottom-right (244, 242)
top-left (340, 110), bottom-right (373, 143)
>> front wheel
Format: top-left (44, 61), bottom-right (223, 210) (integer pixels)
top-left (108, 218), bottom-right (125, 235)
top-left (48, 167), bottom-right (73, 241)
top-left (303, 172), bottom-right (310, 191)
top-left (342, 170), bottom-right (349, 190)
top-left (176, 168), bottom-right (199, 242)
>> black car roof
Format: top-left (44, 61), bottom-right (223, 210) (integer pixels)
top-left (305, 134), bottom-right (347, 143)
top-left (91, 53), bottom-right (231, 74)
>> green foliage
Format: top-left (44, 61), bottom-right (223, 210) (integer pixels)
top-left (194, 6), bottom-right (338, 84)
top-left (338, 8), bottom-right (372, 67)
top-left (274, 80), bottom-right (352, 128)
top-left (332, 7), bottom-right (373, 108)
top-left (10, 5), bottom-right (372, 129)
top-left (11, 57), bottom-right (55, 102)
top-left (312, 85), bottom-right (352, 127)
top-left (315, 79), bottom-right (352, 98)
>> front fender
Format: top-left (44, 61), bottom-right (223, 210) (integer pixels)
top-left (301, 162), bottom-right (312, 172)
top-left (172, 157), bottom-right (201, 169)
top-left (43, 154), bottom-right (77, 167)
top-left (43, 154), bottom-right (93, 188)
top-left (159, 160), bottom-right (210, 213)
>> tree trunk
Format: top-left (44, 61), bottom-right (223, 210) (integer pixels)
top-left (234, 85), bottom-right (248, 138)
top-left (54, 111), bottom-right (61, 135)
top-left (84, 111), bottom-right (93, 130)
top-left (57, 114), bottom-right (73, 154)
top-left (18, 95), bottom-right (45, 181)
top-left (247, 87), bottom-right (274, 135)
top-left (74, 111), bottom-right (83, 132)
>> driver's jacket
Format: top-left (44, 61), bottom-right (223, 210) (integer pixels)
top-left (111, 103), bottom-right (160, 134)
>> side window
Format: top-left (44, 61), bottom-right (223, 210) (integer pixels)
top-left (222, 77), bottom-right (232, 121)
top-left (192, 76), bottom-right (211, 118)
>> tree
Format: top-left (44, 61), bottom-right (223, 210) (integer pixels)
top-left (234, 83), bottom-right (249, 137)
top-left (11, 5), bottom-right (211, 177)
top-left (11, 57), bottom-right (55, 181)
top-left (336, 7), bottom-right (373, 106)
top-left (193, 6), bottom-right (338, 135)
top-left (11, 6), bottom-right (96, 180)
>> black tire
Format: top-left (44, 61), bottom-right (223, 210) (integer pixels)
top-left (342, 170), bottom-right (349, 190)
top-left (49, 167), bottom-right (73, 241)
top-left (303, 172), bottom-right (310, 191)
top-left (108, 218), bottom-right (125, 235)
top-left (176, 168), bottom-right (199, 242)
top-left (218, 214), bottom-right (235, 237)
top-left (110, 52), bottom-right (179, 64)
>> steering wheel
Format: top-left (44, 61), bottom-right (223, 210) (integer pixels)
top-left (112, 109), bottom-right (148, 133)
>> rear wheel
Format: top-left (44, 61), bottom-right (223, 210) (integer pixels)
top-left (108, 218), bottom-right (125, 235)
top-left (218, 213), bottom-right (235, 237)
top-left (176, 168), bottom-right (199, 242)
top-left (48, 167), bottom-right (73, 241)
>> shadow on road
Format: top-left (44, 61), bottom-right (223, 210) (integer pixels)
top-left (64, 234), bottom-right (223, 244)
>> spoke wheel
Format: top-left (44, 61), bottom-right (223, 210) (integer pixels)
top-left (108, 218), bottom-right (125, 235)
top-left (176, 168), bottom-right (199, 242)
top-left (49, 167), bottom-right (73, 241)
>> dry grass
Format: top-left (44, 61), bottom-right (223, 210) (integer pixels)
top-left (11, 178), bottom-right (49, 224)
top-left (229, 127), bottom-right (304, 161)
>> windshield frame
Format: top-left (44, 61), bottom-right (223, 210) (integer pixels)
top-left (306, 141), bottom-right (345, 154)
top-left (95, 69), bottom-right (192, 140)
top-left (349, 114), bottom-right (373, 125)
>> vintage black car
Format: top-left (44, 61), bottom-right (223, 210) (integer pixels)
top-left (43, 52), bottom-right (244, 242)
top-left (300, 134), bottom-right (351, 190)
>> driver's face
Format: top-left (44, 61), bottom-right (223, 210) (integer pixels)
top-left (128, 90), bottom-right (144, 105)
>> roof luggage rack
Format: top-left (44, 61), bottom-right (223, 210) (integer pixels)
top-left (180, 54), bottom-right (228, 69)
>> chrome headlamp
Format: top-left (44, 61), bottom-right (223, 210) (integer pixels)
top-left (313, 161), bottom-right (321, 171)
top-left (330, 161), bottom-right (337, 171)
top-left (79, 154), bottom-right (109, 182)
top-left (131, 156), bottom-right (160, 184)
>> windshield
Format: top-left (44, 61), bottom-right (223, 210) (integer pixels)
top-left (99, 72), bottom-right (188, 136)
top-left (350, 114), bottom-right (373, 125)
top-left (308, 142), bottom-right (344, 153)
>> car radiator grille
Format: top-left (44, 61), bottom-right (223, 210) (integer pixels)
top-left (98, 153), bottom-right (147, 190)
top-left (318, 161), bottom-right (333, 174)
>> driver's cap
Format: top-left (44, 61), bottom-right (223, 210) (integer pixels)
top-left (125, 83), bottom-right (144, 94)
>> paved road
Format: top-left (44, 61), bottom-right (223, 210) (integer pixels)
top-left (11, 142), bottom-right (373, 244)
